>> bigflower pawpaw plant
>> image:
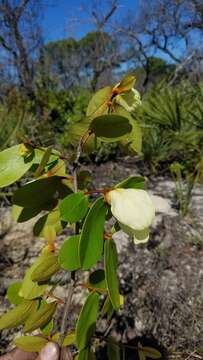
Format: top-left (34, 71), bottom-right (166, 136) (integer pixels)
top-left (0, 76), bottom-right (160, 360)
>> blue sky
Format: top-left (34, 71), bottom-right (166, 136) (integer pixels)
top-left (42, 0), bottom-right (137, 42)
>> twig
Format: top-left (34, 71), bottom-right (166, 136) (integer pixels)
top-left (58, 135), bottom-right (85, 355)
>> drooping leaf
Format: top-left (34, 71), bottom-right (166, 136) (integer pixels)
top-left (59, 192), bottom-right (89, 223)
top-left (0, 144), bottom-right (35, 188)
top-left (19, 255), bottom-right (49, 300)
top-left (104, 239), bottom-right (120, 310)
top-left (6, 282), bottom-right (23, 305)
top-left (89, 114), bottom-right (132, 141)
top-left (115, 176), bottom-right (145, 190)
top-left (88, 269), bottom-right (107, 292)
top-left (79, 197), bottom-right (107, 269)
top-left (76, 292), bottom-right (100, 350)
top-left (15, 336), bottom-right (48, 352)
top-left (0, 300), bottom-right (38, 330)
top-left (31, 254), bottom-right (60, 282)
top-left (115, 89), bottom-right (141, 113)
top-left (59, 235), bottom-right (80, 271)
top-left (107, 339), bottom-right (121, 360)
top-left (86, 86), bottom-right (112, 119)
top-left (24, 301), bottom-right (57, 333)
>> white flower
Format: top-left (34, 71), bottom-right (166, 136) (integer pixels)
top-left (106, 188), bottom-right (155, 244)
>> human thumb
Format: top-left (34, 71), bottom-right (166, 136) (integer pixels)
top-left (37, 342), bottom-right (59, 360)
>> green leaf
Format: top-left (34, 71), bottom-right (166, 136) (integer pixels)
top-left (31, 254), bottom-right (60, 282)
top-left (0, 300), bottom-right (38, 330)
top-left (33, 209), bottom-right (62, 237)
top-left (6, 282), bottom-right (23, 305)
top-left (15, 336), bottom-right (48, 352)
top-left (116, 75), bottom-right (136, 92)
top-left (76, 292), bottom-right (100, 350)
top-left (34, 146), bottom-right (53, 177)
top-left (59, 191), bottom-right (89, 223)
top-left (101, 295), bottom-right (114, 320)
top-left (89, 114), bottom-right (132, 141)
top-left (62, 331), bottom-right (75, 346)
top-left (12, 204), bottom-right (43, 223)
top-left (104, 239), bottom-right (120, 310)
top-left (115, 176), bottom-right (145, 190)
top-left (79, 197), bottom-right (107, 269)
top-left (88, 269), bottom-right (107, 291)
top-left (19, 255), bottom-right (49, 300)
top-left (12, 176), bottom-right (62, 209)
top-left (41, 319), bottom-right (54, 336)
top-left (107, 339), bottom-right (120, 360)
top-left (59, 235), bottom-right (80, 271)
top-left (138, 344), bottom-right (162, 359)
top-left (24, 301), bottom-right (57, 333)
top-left (115, 107), bottom-right (142, 153)
top-left (0, 144), bottom-right (35, 188)
top-left (86, 86), bottom-right (112, 119)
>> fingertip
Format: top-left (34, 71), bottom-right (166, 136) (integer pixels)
top-left (38, 342), bottom-right (59, 360)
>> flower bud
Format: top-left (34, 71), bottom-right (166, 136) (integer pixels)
top-left (106, 188), bottom-right (155, 244)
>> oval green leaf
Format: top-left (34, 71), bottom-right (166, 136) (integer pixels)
top-left (115, 176), bottom-right (145, 190)
top-left (24, 301), bottom-right (57, 333)
top-left (79, 197), bottom-right (107, 269)
top-left (59, 192), bottom-right (89, 223)
top-left (86, 86), bottom-right (112, 119)
top-left (19, 255), bottom-right (49, 299)
top-left (12, 176), bottom-right (61, 209)
top-left (15, 336), bottom-right (48, 352)
top-left (0, 144), bottom-right (35, 188)
top-left (31, 255), bottom-right (60, 282)
top-left (0, 300), bottom-right (38, 330)
top-left (59, 235), bottom-right (80, 271)
top-left (76, 292), bottom-right (100, 350)
top-left (104, 239), bottom-right (120, 310)
top-left (6, 282), bottom-right (23, 305)
top-left (89, 114), bottom-right (132, 140)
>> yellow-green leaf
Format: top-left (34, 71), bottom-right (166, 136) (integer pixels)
top-left (6, 282), bottom-right (23, 305)
top-left (15, 336), bottom-right (48, 352)
top-left (86, 86), bottom-right (112, 119)
top-left (19, 255), bottom-right (49, 299)
top-left (24, 301), bottom-right (57, 333)
top-left (0, 300), bottom-right (38, 330)
top-left (0, 145), bottom-right (35, 188)
top-left (31, 254), bottom-right (60, 282)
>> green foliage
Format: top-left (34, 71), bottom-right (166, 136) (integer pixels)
top-left (59, 235), bottom-right (81, 271)
top-left (59, 192), bottom-right (89, 223)
top-left (79, 197), bottom-right (107, 269)
top-left (14, 336), bottom-right (48, 352)
top-left (0, 77), bottom-right (158, 359)
top-left (104, 239), bottom-right (120, 310)
top-left (76, 292), bottom-right (100, 350)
